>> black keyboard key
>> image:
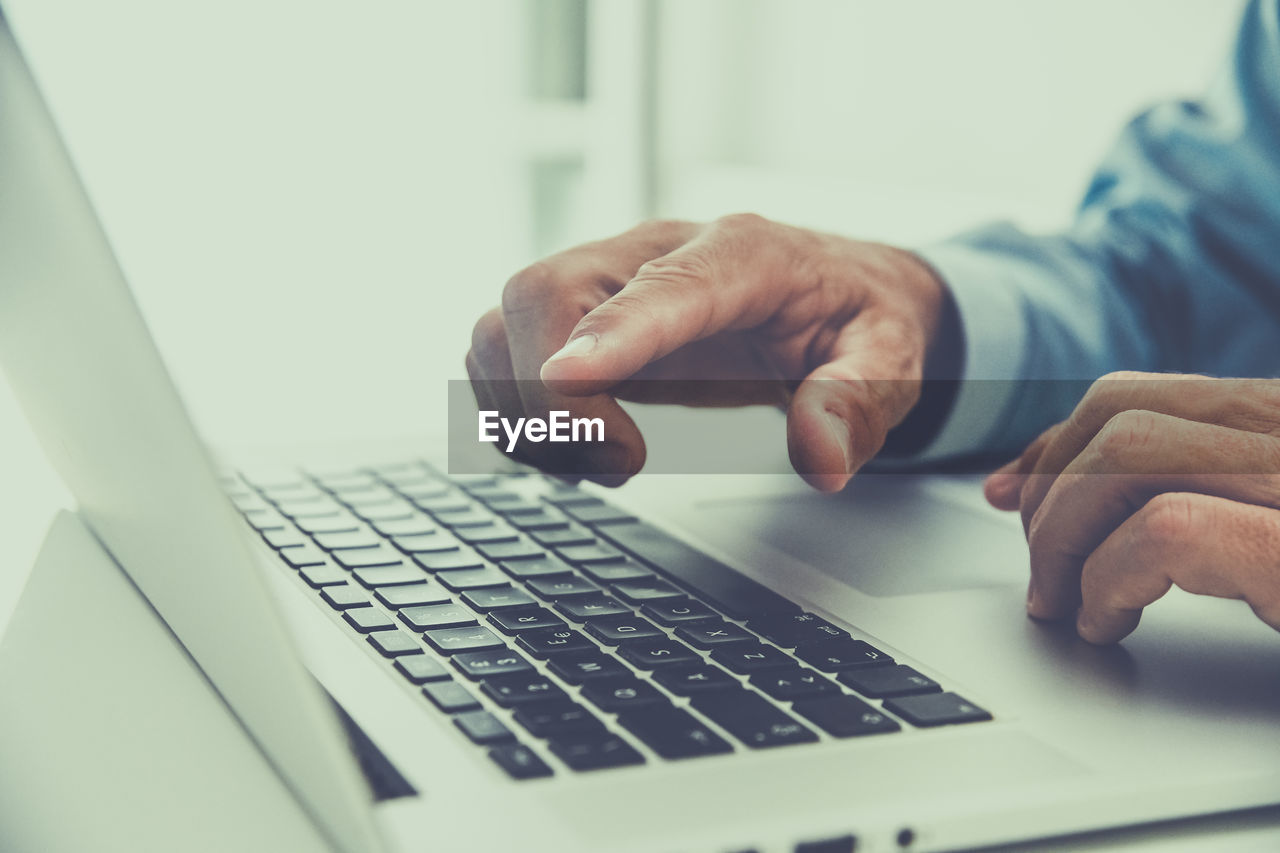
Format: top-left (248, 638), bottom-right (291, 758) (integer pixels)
top-left (516, 627), bottom-right (595, 658)
top-left (750, 667), bottom-right (840, 701)
top-left (313, 530), bottom-right (383, 551)
top-left (333, 546), bottom-right (405, 569)
top-left (617, 638), bottom-right (700, 669)
top-left (372, 516), bottom-right (437, 538)
top-left (498, 555), bottom-right (573, 580)
top-left (243, 509), bottom-right (288, 531)
top-left (453, 523), bottom-right (520, 545)
top-left (462, 587), bottom-right (537, 612)
top-left (352, 501), bottom-right (417, 524)
top-left (584, 614), bottom-right (663, 644)
top-left (527, 575), bottom-right (601, 600)
top-left (394, 655), bottom-right (450, 684)
top-left (391, 532), bottom-right (459, 554)
top-left (795, 639), bottom-right (894, 672)
top-left (413, 549), bottom-right (485, 572)
top-left (395, 481), bottom-right (453, 502)
top-left (477, 539), bottom-right (545, 562)
top-left (509, 508), bottom-right (571, 530)
top-left (541, 491), bottom-right (600, 508)
top-left (564, 503), bottom-right (638, 525)
top-left (481, 673), bottom-right (568, 708)
top-left (299, 564), bottom-right (348, 588)
top-left (488, 743), bottom-right (553, 780)
top-left (792, 695), bottom-right (901, 737)
top-left (280, 544), bottom-right (327, 568)
top-left (434, 566), bottom-right (510, 591)
top-left (882, 693), bottom-right (992, 727)
top-left (343, 608), bottom-right (397, 633)
top-left (339, 487), bottom-right (399, 506)
top-left (490, 498), bottom-right (546, 516)
top-left (488, 607), bottom-right (565, 635)
top-left (610, 579), bottom-right (683, 605)
top-left (454, 710), bottom-right (515, 744)
top-left (710, 643), bottom-right (794, 674)
top-left (513, 701), bottom-right (604, 737)
top-left (531, 525), bottom-right (595, 547)
top-left (468, 487), bottom-right (520, 504)
top-left (548, 734), bottom-right (644, 771)
top-left (452, 648), bottom-right (534, 680)
top-left (838, 665), bottom-right (940, 698)
top-left (579, 678), bottom-right (667, 712)
top-left (276, 497), bottom-right (344, 517)
top-left (434, 509), bottom-right (497, 529)
top-left (367, 630), bottom-right (421, 657)
top-left (262, 528), bottom-right (308, 549)
top-left (423, 625), bottom-right (504, 654)
top-left (546, 653), bottom-right (630, 684)
top-left (749, 612), bottom-right (849, 647)
top-left (351, 565), bottom-right (428, 589)
top-left (293, 514), bottom-right (361, 535)
top-left (641, 598), bottom-right (719, 626)
top-left (691, 691), bottom-right (818, 749)
top-left (675, 621), bottom-right (754, 649)
top-left (650, 664), bottom-right (739, 696)
top-left (617, 705), bottom-right (733, 759)
top-left (556, 542), bottom-right (625, 564)
top-left (597, 521), bottom-right (800, 619)
top-left (423, 680), bottom-right (481, 713)
top-left (414, 495), bottom-right (472, 515)
top-left (320, 584), bottom-right (372, 611)
top-left (555, 595), bottom-right (631, 620)
top-left (375, 583), bottom-right (449, 609)
top-left (400, 603), bottom-right (476, 631)
top-left (579, 560), bottom-right (652, 584)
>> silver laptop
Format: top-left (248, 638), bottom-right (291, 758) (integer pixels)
top-left (3, 8), bottom-right (1279, 852)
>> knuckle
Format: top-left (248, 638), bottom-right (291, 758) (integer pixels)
top-left (1229, 379), bottom-right (1280, 434)
top-left (1137, 492), bottom-right (1203, 546)
top-left (628, 217), bottom-right (694, 241)
top-left (1090, 409), bottom-right (1160, 471)
top-left (502, 262), bottom-right (558, 315)
top-left (1077, 371), bottom-right (1155, 426)
top-left (713, 211), bottom-right (770, 233)
top-left (634, 252), bottom-right (716, 289)
top-left (469, 308), bottom-right (507, 356)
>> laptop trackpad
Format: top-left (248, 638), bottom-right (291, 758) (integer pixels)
top-left (697, 476), bottom-right (1028, 597)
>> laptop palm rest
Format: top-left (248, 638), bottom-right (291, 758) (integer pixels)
top-left (696, 475), bottom-right (1027, 596)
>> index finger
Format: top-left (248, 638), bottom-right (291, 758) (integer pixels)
top-left (497, 221), bottom-right (700, 481)
top-left (538, 213), bottom-right (802, 394)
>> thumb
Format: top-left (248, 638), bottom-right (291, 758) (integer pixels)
top-left (787, 313), bottom-right (925, 492)
top-left (540, 217), bottom-right (790, 394)
top-left (983, 423), bottom-right (1061, 511)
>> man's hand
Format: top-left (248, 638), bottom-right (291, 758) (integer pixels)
top-left (983, 372), bottom-right (1280, 644)
top-left (467, 215), bottom-right (952, 491)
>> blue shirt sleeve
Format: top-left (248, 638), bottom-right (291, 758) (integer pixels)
top-left (913, 0), bottom-right (1280, 460)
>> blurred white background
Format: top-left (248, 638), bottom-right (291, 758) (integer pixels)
top-left (0, 0), bottom-right (1247, 618)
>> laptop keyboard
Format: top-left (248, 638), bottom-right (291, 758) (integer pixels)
top-left (225, 462), bottom-right (991, 781)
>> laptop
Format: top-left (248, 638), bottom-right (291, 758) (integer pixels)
top-left (2, 8), bottom-right (1279, 852)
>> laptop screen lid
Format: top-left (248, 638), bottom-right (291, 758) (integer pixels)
top-left (0, 10), bottom-right (386, 853)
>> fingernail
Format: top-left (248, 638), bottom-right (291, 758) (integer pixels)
top-left (824, 412), bottom-right (851, 474)
top-left (545, 334), bottom-right (597, 364)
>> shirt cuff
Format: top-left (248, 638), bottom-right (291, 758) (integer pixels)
top-left (906, 241), bottom-right (1029, 461)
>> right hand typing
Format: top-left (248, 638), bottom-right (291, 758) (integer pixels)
top-left (466, 213), bottom-right (955, 491)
